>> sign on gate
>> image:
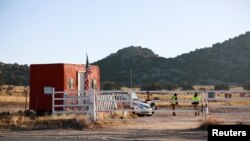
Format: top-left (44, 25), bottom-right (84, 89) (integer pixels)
top-left (208, 92), bottom-right (215, 98)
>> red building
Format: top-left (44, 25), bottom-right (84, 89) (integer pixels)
top-left (29, 63), bottom-right (100, 112)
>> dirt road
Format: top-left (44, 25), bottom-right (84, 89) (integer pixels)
top-left (0, 113), bottom-right (207, 141)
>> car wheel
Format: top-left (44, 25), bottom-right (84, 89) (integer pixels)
top-left (132, 107), bottom-right (135, 114)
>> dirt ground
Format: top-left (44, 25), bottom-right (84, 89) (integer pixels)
top-left (0, 112), bottom-right (207, 141)
top-left (1, 106), bottom-right (250, 141)
top-left (1, 86), bottom-right (249, 141)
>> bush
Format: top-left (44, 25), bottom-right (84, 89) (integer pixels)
top-left (24, 110), bottom-right (37, 120)
top-left (7, 85), bottom-right (14, 91)
top-left (181, 84), bottom-right (194, 90)
top-left (0, 112), bottom-right (10, 120)
top-left (162, 82), bottom-right (178, 90)
top-left (141, 82), bottom-right (163, 90)
top-left (214, 84), bottom-right (229, 90)
top-left (243, 83), bottom-right (250, 90)
top-left (102, 81), bottom-right (121, 90)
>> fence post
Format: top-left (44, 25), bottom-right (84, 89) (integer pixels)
top-left (202, 90), bottom-right (204, 121)
top-left (130, 91), bottom-right (133, 109)
top-left (52, 87), bottom-right (55, 114)
top-left (90, 88), bottom-right (96, 122)
top-left (205, 91), bottom-right (209, 119)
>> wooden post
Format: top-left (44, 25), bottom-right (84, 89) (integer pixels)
top-left (24, 89), bottom-right (28, 111)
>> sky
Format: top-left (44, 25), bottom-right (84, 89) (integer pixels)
top-left (0, 0), bottom-right (250, 65)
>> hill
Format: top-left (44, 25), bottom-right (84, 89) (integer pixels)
top-left (94, 31), bottom-right (250, 85)
top-left (0, 32), bottom-right (249, 86)
top-left (0, 62), bottom-right (29, 86)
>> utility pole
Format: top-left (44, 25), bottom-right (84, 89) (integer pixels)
top-left (130, 68), bottom-right (133, 88)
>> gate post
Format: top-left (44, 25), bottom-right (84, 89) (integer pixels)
top-left (90, 88), bottom-right (97, 122)
top-left (205, 91), bottom-right (209, 119)
top-left (202, 90), bottom-right (204, 121)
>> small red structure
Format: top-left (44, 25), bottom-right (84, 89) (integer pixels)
top-left (29, 63), bottom-right (100, 112)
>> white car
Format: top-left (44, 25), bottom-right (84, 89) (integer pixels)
top-left (132, 100), bottom-right (154, 116)
top-left (116, 92), bottom-right (155, 116)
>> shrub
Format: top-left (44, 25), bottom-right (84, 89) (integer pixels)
top-left (162, 82), bottom-right (178, 90)
top-left (214, 84), bottom-right (229, 90)
top-left (102, 81), bottom-right (121, 90)
top-left (181, 84), bottom-right (194, 90)
top-left (141, 82), bottom-right (163, 90)
top-left (243, 83), bottom-right (250, 90)
top-left (24, 110), bottom-right (37, 120)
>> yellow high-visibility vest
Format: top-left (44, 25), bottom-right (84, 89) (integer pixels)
top-left (192, 96), bottom-right (200, 102)
top-left (171, 96), bottom-right (177, 104)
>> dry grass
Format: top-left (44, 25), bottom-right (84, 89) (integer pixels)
top-left (0, 88), bottom-right (29, 113)
top-left (0, 85), bottom-right (249, 130)
top-left (199, 116), bottom-right (224, 129)
top-left (0, 111), bottom-right (96, 130)
top-left (137, 93), bottom-right (196, 101)
top-left (0, 95), bottom-right (28, 103)
top-left (94, 119), bottom-right (129, 128)
top-left (156, 102), bottom-right (193, 107)
top-left (208, 100), bottom-right (250, 106)
top-left (0, 111), bottom-right (130, 130)
top-left (0, 85), bottom-right (28, 105)
top-left (137, 92), bottom-right (250, 107)
top-left (97, 111), bottom-right (137, 120)
top-left (33, 114), bottom-right (90, 130)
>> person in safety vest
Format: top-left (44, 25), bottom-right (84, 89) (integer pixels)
top-left (192, 92), bottom-right (200, 116)
top-left (171, 93), bottom-right (178, 116)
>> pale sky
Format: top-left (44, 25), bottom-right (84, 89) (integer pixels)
top-left (0, 0), bottom-right (250, 65)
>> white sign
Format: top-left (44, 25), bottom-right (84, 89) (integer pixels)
top-left (44, 87), bottom-right (53, 95)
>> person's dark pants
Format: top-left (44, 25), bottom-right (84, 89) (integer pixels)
top-left (192, 102), bottom-right (199, 116)
top-left (171, 104), bottom-right (176, 116)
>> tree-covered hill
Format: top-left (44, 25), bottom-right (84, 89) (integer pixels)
top-left (0, 62), bottom-right (29, 86)
top-left (94, 31), bottom-right (250, 85)
top-left (1, 31), bottom-right (249, 86)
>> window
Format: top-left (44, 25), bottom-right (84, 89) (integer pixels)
top-left (68, 78), bottom-right (74, 89)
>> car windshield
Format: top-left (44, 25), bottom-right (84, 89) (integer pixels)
top-left (143, 104), bottom-right (151, 109)
top-left (131, 92), bottom-right (138, 99)
top-left (137, 103), bottom-right (151, 109)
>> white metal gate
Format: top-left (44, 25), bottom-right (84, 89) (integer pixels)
top-left (52, 88), bottom-right (91, 114)
top-left (52, 88), bottom-right (250, 123)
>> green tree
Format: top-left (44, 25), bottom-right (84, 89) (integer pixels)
top-left (162, 82), bottom-right (178, 90)
top-left (243, 83), bottom-right (250, 90)
top-left (181, 84), bottom-right (194, 90)
top-left (102, 81), bottom-right (121, 90)
top-left (214, 84), bottom-right (229, 90)
top-left (141, 82), bottom-right (163, 90)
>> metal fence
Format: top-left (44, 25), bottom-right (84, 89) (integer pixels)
top-left (52, 88), bottom-right (91, 114)
top-left (205, 90), bottom-right (250, 123)
top-left (52, 88), bottom-right (250, 122)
